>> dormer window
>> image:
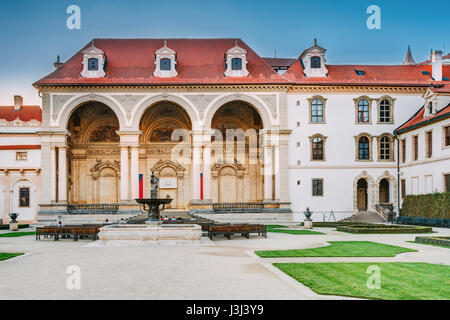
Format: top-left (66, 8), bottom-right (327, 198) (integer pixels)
top-left (311, 56), bottom-right (321, 69)
top-left (154, 40), bottom-right (177, 78)
top-left (427, 103), bottom-right (433, 115)
top-left (300, 39), bottom-right (328, 78)
top-left (80, 41), bottom-right (106, 78)
top-left (232, 58), bottom-right (242, 71)
top-left (160, 58), bottom-right (171, 71)
top-left (225, 41), bottom-right (249, 77)
top-left (88, 58), bottom-right (99, 71)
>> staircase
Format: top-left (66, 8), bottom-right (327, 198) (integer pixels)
top-left (339, 211), bottom-right (386, 224)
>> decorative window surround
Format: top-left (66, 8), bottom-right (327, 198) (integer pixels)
top-left (154, 41), bottom-right (178, 78)
top-left (80, 42), bottom-right (106, 78)
top-left (376, 95), bottom-right (396, 124)
top-left (353, 96), bottom-right (373, 124)
top-left (300, 39), bottom-right (328, 78)
top-left (307, 95), bottom-right (327, 124)
top-left (423, 90), bottom-right (438, 117)
top-left (376, 133), bottom-right (395, 162)
top-left (354, 133), bottom-right (374, 162)
top-left (308, 134), bottom-right (328, 161)
top-left (224, 42), bottom-right (249, 77)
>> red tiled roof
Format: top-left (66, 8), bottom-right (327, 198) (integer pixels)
top-left (431, 83), bottom-right (450, 93)
top-left (263, 57), bottom-right (296, 68)
top-left (0, 106), bottom-right (42, 122)
top-left (34, 39), bottom-right (288, 86)
top-left (0, 145), bottom-right (41, 150)
top-left (283, 60), bottom-right (450, 86)
top-left (396, 103), bottom-right (450, 133)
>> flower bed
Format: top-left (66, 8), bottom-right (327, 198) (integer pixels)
top-left (415, 236), bottom-right (450, 247)
top-left (336, 224), bottom-right (432, 234)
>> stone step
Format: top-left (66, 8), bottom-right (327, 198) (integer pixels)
top-left (339, 211), bottom-right (386, 223)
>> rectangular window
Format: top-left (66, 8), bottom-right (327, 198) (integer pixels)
top-left (19, 187), bottom-right (30, 208)
top-left (401, 179), bottom-right (406, 199)
top-left (312, 179), bottom-right (323, 196)
top-left (426, 131), bottom-right (432, 158)
top-left (401, 139), bottom-right (406, 163)
top-left (444, 126), bottom-right (450, 147)
top-left (413, 135), bottom-right (418, 161)
top-left (445, 174), bottom-right (450, 192)
top-left (16, 152), bottom-right (28, 161)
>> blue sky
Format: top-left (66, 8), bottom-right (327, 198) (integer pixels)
top-left (0, 0), bottom-right (448, 105)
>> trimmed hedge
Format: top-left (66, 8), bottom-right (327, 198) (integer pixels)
top-left (337, 225), bottom-right (433, 234)
top-left (0, 224), bottom-right (30, 230)
top-left (415, 236), bottom-right (450, 247)
top-left (299, 222), bottom-right (375, 228)
top-left (402, 192), bottom-right (449, 218)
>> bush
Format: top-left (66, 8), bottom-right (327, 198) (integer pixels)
top-left (0, 224), bottom-right (30, 230)
top-left (336, 225), bottom-right (432, 234)
top-left (402, 192), bottom-right (449, 218)
top-left (299, 222), bottom-right (375, 228)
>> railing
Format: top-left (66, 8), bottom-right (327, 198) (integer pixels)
top-left (375, 203), bottom-right (395, 222)
top-left (213, 202), bottom-right (264, 213)
top-left (67, 204), bottom-right (119, 215)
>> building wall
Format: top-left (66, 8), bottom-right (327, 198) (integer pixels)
top-left (398, 117), bottom-right (450, 198)
top-left (287, 90), bottom-right (424, 217)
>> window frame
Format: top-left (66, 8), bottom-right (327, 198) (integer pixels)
top-left (377, 134), bottom-right (395, 162)
top-left (231, 58), bottom-right (243, 71)
top-left (18, 187), bottom-right (30, 208)
top-left (443, 125), bottom-right (450, 148)
top-left (354, 96), bottom-right (372, 124)
top-left (312, 178), bottom-right (324, 197)
top-left (87, 58), bottom-right (99, 71)
top-left (354, 133), bottom-right (373, 161)
top-left (425, 130), bottom-right (433, 158)
top-left (401, 139), bottom-right (406, 163)
top-left (16, 151), bottom-right (28, 161)
top-left (310, 56), bottom-right (321, 69)
top-left (160, 58), bottom-right (172, 71)
top-left (412, 135), bottom-right (419, 161)
top-left (308, 95), bottom-right (327, 124)
top-left (401, 179), bottom-right (406, 199)
top-left (376, 96), bottom-right (396, 124)
top-left (309, 134), bottom-right (327, 161)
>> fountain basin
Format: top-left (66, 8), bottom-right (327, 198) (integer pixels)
top-left (98, 223), bottom-right (203, 245)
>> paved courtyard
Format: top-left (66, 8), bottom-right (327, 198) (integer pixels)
top-left (0, 226), bottom-right (449, 300)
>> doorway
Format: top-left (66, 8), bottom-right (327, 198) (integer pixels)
top-left (357, 178), bottom-right (368, 211)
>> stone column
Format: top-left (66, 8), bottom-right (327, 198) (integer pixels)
top-left (274, 144), bottom-right (280, 201)
top-left (192, 145), bottom-right (201, 200)
top-left (50, 146), bottom-right (57, 203)
top-left (58, 146), bottom-right (67, 203)
top-left (130, 146), bottom-right (139, 200)
top-left (120, 146), bottom-right (129, 202)
top-left (203, 145), bottom-right (211, 200)
top-left (263, 145), bottom-right (273, 201)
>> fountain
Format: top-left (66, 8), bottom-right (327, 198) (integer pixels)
top-left (97, 171), bottom-right (202, 245)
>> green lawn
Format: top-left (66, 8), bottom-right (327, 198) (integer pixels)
top-left (266, 225), bottom-right (324, 235)
top-left (255, 241), bottom-right (416, 258)
top-left (0, 232), bottom-right (35, 238)
top-left (274, 262), bottom-right (450, 300)
top-left (0, 253), bottom-right (24, 261)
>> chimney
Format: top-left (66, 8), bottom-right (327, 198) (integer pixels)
top-left (54, 55), bottom-right (63, 70)
top-left (431, 50), bottom-right (443, 81)
top-left (14, 95), bottom-right (23, 111)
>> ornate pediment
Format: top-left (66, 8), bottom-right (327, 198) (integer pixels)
top-left (90, 159), bottom-right (120, 179)
top-left (151, 159), bottom-right (185, 173)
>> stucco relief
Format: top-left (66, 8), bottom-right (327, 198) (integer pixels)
top-left (111, 95), bottom-right (145, 123)
top-left (256, 94), bottom-right (277, 119)
top-left (184, 95), bottom-right (218, 120)
top-left (52, 94), bottom-right (74, 122)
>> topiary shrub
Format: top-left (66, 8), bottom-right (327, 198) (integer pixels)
top-left (402, 192), bottom-right (449, 218)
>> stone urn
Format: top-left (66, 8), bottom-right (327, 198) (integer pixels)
top-left (303, 208), bottom-right (313, 229)
top-left (9, 213), bottom-right (19, 231)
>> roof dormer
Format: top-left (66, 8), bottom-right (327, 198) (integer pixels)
top-left (422, 89), bottom-right (438, 117)
top-left (80, 41), bottom-right (106, 78)
top-left (300, 39), bottom-right (328, 78)
top-left (154, 40), bottom-right (178, 78)
top-left (224, 41), bottom-right (249, 77)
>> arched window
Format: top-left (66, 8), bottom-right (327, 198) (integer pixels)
top-left (379, 136), bottom-right (391, 160)
top-left (160, 58), bottom-right (171, 71)
top-left (311, 56), bottom-right (321, 69)
top-left (312, 136), bottom-right (324, 160)
top-left (231, 58), bottom-right (242, 71)
top-left (358, 136), bottom-right (370, 160)
top-left (379, 99), bottom-right (392, 123)
top-left (311, 99), bottom-right (324, 123)
top-left (427, 102), bottom-right (433, 115)
top-left (88, 58), bottom-right (99, 71)
top-left (358, 99), bottom-right (370, 123)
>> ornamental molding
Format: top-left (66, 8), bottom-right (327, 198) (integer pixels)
top-left (0, 118), bottom-right (41, 127)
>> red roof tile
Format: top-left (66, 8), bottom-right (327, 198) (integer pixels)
top-left (34, 39), bottom-right (288, 86)
top-left (263, 57), bottom-right (296, 68)
top-left (0, 106), bottom-right (42, 122)
top-left (283, 60), bottom-right (450, 86)
top-left (0, 145), bottom-right (41, 150)
top-left (396, 103), bottom-right (450, 133)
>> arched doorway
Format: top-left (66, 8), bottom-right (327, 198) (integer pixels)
top-left (357, 178), bottom-right (368, 211)
top-left (379, 178), bottom-right (390, 204)
top-left (211, 101), bottom-right (264, 203)
top-left (67, 102), bottom-right (120, 204)
top-left (140, 102), bottom-right (192, 209)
